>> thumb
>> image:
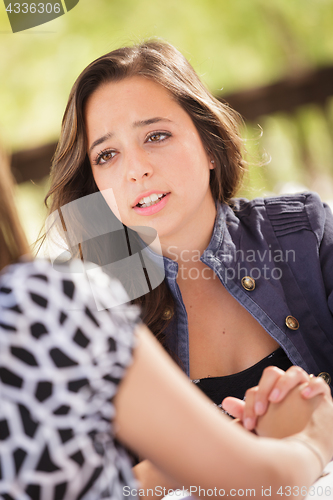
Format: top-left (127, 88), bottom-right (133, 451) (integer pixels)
top-left (221, 397), bottom-right (245, 419)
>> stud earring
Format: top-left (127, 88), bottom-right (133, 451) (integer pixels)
top-left (211, 160), bottom-right (215, 164)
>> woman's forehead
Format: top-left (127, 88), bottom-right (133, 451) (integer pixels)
top-left (91, 76), bottom-right (171, 102)
top-left (85, 76), bottom-right (184, 128)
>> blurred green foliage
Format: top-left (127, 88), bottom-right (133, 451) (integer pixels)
top-left (0, 0), bottom-right (333, 245)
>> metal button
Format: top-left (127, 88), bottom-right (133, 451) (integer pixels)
top-left (317, 372), bottom-right (331, 385)
top-left (241, 276), bottom-right (256, 291)
top-left (162, 307), bottom-right (173, 320)
top-left (285, 315), bottom-right (299, 330)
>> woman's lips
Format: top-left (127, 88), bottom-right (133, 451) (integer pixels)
top-left (133, 193), bottom-right (170, 216)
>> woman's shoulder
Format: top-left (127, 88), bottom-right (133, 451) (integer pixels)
top-left (1, 257), bottom-right (134, 309)
top-left (229, 191), bottom-right (324, 214)
top-left (226, 192), bottom-right (331, 242)
top-left (0, 258), bottom-right (140, 350)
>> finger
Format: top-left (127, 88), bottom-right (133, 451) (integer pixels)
top-left (301, 376), bottom-right (331, 399)
top-left (253, 366), bottom-right (286, 416)
top-left (221, 397), bottom-right (245, 419)
top-left (268, 365), bottom-right (310, 403)
top-left (242, 386), bottom-right (259, 431)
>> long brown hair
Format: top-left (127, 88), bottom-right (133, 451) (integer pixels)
top-left (44, 40), bottom-right (246, 345)
top-left (0, 148), bottom-right (30, 272)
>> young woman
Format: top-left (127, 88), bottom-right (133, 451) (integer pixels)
top-left (44, 40), bottom-right (333, 426)
top-left (1, 145), bottom-right (333, 499)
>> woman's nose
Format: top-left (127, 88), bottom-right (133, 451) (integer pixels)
top-left (125, 148), bottom-right (153, 182)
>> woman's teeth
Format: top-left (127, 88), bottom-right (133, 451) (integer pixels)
top-left (137, 193), bottom-right (166, 207)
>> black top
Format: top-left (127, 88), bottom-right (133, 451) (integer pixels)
top-left (192, 347), bottom-right (293, 408)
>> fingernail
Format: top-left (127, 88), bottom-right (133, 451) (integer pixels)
top-left (269, 388), bottom-right (280, 402)
top-left (244, 418), bottom-right (255, 430)
top-left (255, 402), bottom-right (264, 415)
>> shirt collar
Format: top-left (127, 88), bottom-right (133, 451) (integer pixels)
top-left (162, 202), bottom-right (229, 279)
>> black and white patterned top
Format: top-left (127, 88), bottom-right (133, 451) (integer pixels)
top-left (0, 259), bottom-right (139, 500)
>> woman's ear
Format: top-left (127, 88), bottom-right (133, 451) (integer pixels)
top-left (205, 147), bottom-right (215, 169)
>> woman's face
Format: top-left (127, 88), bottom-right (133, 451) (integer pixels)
top-left (85, 76), bottom-right (216, 248)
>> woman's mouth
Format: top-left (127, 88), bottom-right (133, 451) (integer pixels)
top-left (133, 192), bottom-right (170, 216)
top-left (136, 193), bottom-right (167, 208)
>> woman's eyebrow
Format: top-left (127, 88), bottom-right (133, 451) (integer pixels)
top-left (89, 132), bottom-right (113, 154)
top-left (89, 118), bottom-right (172, 154)
top-left (133, 117), bottom-right (172, 128)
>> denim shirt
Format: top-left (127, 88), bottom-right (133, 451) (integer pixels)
top-left (162, 192), bottom-right (333, 388)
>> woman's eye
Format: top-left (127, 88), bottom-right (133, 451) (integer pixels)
top-left (95, 150), bottom-right (116, 165)
top-left (146, 132), bottom-right (170, 143)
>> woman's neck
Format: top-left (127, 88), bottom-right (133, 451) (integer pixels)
top-left (161, 199), bottom-right (217, 263)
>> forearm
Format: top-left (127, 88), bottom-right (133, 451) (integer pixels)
top-left (116, 326), bottom-right (333, 496)
top-left (248, 436), bottom-right (324, 498)
top-left (133, 447), bottom-right (317, 500)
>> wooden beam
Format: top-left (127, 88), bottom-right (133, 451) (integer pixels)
top-left (219, 65), bottom-right (333, 121)
top-left (11, 142), bottom-right (57, 184)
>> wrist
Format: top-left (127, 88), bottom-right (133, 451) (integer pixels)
top-left (284, 435), bottom-right (326, 478)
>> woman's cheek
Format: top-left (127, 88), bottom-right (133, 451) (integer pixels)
top-left (101, 188), bottom-right (123, 222)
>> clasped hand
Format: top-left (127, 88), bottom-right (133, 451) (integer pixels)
top-left (222, 366), bottom-right (332, 438)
